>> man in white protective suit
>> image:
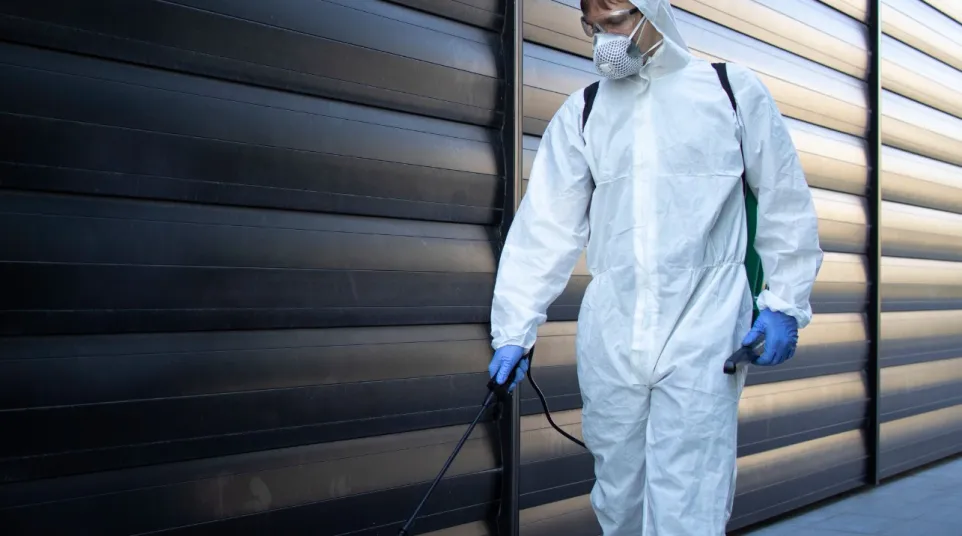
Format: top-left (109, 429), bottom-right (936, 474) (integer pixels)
top-left (487, 0), bottom-right (824, 534)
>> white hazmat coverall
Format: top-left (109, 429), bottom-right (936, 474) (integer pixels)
top-left (489, 0), bottom-right (823, 534)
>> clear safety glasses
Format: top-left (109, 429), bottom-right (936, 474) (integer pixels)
top-left (580, 7), bottom-right (641, 37)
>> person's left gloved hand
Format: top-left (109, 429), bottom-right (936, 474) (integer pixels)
top-left (742, 309), bottom-right (799, 366)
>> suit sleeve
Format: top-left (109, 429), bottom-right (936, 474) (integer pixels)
top-left (490, 93), bottom-right (594, 350)
top-left (729, 65), bottom-right (824, 329)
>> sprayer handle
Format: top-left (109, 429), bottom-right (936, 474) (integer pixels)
top-left (723, 335), bottom-right (766, 375)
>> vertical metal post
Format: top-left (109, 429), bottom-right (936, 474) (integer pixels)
top-left (865, 0), bottom-right (883, 487)
top-left (496, 0), bottom-right (523, 533)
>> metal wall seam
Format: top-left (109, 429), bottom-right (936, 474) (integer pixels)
top-left (498, 0), bottom-right (524, 533)
top-left (867, 0), bottom-right (883, 486)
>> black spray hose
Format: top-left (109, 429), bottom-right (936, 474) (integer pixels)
top-left (397, 354), bottom-right (528, 536)
top-left (397, 390), bottom-right (497, 536)
top-left (524, 358), bottom-right (586, 449)
top-left (531, 332), bottom-right (766, 447)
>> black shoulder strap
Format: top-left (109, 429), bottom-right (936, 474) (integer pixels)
top-left (712, 62), bottom-right (745, 195)
top-left (581, 81), bottom-right (600, 133)
top-left (711, 62), bottom-right (737, 112)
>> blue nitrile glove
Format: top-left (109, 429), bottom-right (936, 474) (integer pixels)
top-left (742, 309), bottom-right (799, 366)
top-left (488, 345), bottom-right (528, 393)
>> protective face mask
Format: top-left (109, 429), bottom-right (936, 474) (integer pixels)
top-left (592, 17), bottom-right (663, 80)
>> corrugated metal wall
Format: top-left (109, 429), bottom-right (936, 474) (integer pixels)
top-left (878, 0), bottom-right (962, 479)
top-left (0, 1), bottom-right (958, 535)
top-left (0, 1), bottom-right (511, 534)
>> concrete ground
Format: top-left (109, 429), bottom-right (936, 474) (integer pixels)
top-left (739, 455), bottom-right (962, 535)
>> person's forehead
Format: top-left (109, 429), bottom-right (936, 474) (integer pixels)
top-left (582, 0), bottom-right (637, 19)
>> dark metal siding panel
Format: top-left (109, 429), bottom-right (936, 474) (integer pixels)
top-left (0, 1), bottom-right (507, 534)
top-left (0, 325), bottom-right (504, 482)
top-left (520, 496), bottom-right (599, 536)
top-left (0, 43), bottom-right (502, 225)
top-left (0, 190), bottom-right (498, 336)
top-left (388, 0), bottom-right (503, 29)
top-left (0, 0), bottom-right (501, 126)
top-left (1, 424), bottom-right (500, 535)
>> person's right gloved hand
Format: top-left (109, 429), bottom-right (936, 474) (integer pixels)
top-left (488, 345), bottom-right (528, 393)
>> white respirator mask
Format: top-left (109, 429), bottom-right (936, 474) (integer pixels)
top-left (592, 16), bottom-right (663, 80)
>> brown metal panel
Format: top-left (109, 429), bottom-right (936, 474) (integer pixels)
top-left (882, 201), bottom-right (962, 262)
top-left (681, 11), bottom-right (867, 137)
top-left (881, 257), bottom-right (962, 311)
top-left (881, 145), bottom-right (962, 214)
top-left (879, 404), bottom-right (962, 478)
top-left (812, 253), bottom-right (870, 314)
top-left (881, 310), bottom-right (962, 367)
top-left (923, 0), bottom-right (962, 23)
top-left (882, 35), bottom-right (962, 120)
top-left (819, 0), bottom-right (870, 22)
top-left (882, 90), bottom-right (962, 167)
top-left (882, 0), bottom-right (962, 72)
top-left (674, 0), bottom-right (868, 78)
top-left (523, 0), bottom-right (591, 58)
top-left (731, 430), bottom-right (867, 529)
top-left (881, 357), bottom-right (962, 422)
top-left (788, 120), bottom-right (869, 196)
top-left (812, 189), bottom-right (869, 254)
